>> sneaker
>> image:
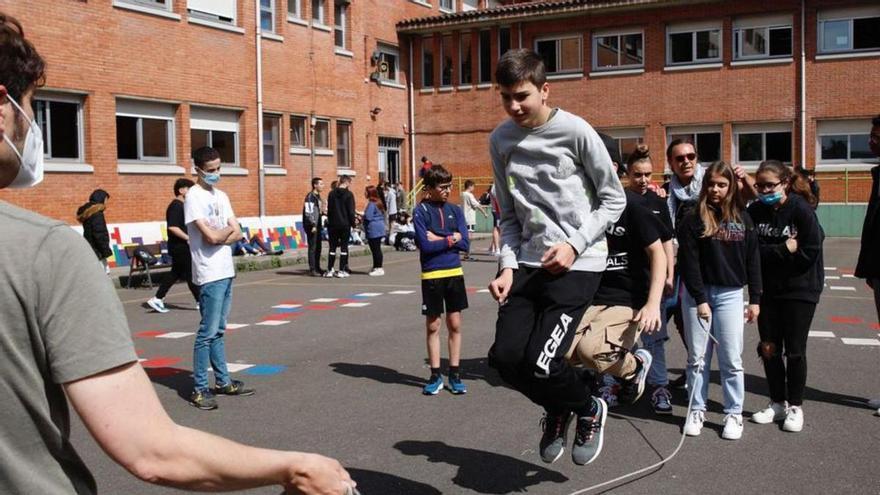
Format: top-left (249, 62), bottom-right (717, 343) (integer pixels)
top-left (213, 379), bottom-right (255, 396)
top-left (619, 349), bottom-right (653, 404)
top-left (323, 269), bottom-right (336, 278)
top-left (751, 401), bottom-right (787, 424)
top-left (422, 374), bottom-right (444, 395)
top-left (147, 297), bottom-right (169, 314)
top-left (669, 373), bottom-right (688, 390)
top-left (539, 410), bottom-right (573, 464)
top-left (651, 386), bottom-right (673, 415)
top-left (195, 302), bottom-right (200, 311)
top-left (597, 384), bottom-right (619, 408)
top-left (782, 406), bottom-right (804, 432)
top-left (336, 270), bottom-right (350, 278)
top-left (571, 398), bottom-right (607, 466)
top-left (448, 375), bottom-right (467, 394)
top-left (190, 389), bottom-right (218, 410)
top-left (369, 268), bottom-right (385, 277)
top-left (683, 409), bottom-right (705, 436)
top-left (309, 270), bottom-right (322, 277)
top-left (721, 413), bottom-right (744, 440)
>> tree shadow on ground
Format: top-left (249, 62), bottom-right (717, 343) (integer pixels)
top-left (346, 468), bottom-right (441, 495)
top-left (394, 440), bottom-right (567, 494)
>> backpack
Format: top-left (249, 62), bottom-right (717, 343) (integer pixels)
top-left (132, 246), bottom-right (158, 266)
top-left (478, 191), bottom-right (491, 206)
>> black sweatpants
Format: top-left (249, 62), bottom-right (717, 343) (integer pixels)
top-left (305, 224), bottom-right (322, 273)
top-left (327, 226), bottom-right (351, 272)
top-left (155, 246), bottom-right (199, 302)
top-left (757, 297), bottom-right (817, 406)
top-left (367, 237), bottom-right (383, 269)
top-left (488, 267), bottom-right (601, 413)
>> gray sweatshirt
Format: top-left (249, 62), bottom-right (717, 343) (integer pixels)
top-left (489, 108), bottom-right (626, 272)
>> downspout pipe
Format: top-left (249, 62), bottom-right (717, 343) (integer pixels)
top-left (800, 0), bottom-right (806, 169)
top-left (408, 37), bottom-right (416, 190)
top-left (255, 0), bottom-right (266, 219)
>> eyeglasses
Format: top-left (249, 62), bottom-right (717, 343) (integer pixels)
top-left (674, 153), bottom-right (697, 163)
top-left (436, 183), bottom-right (453, 191)
top-left (755, 181), bottom-right (781, 191)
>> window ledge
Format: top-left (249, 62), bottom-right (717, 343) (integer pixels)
top-left (315, 149), bottom-right (334, 156)
top-left (188, 16), bottom-right (245, 34)
top-left (112, 1), bottom-right (181, 20)
top-left (118, 164), bottom-right (185, 175)
top-left (337, 168), bottom-right (356, 176)
top-left (589, 67), bottom-right (645, 77)
top-left (45, 163), bottom-right (94, 173)
top-left (419, 87), bottom-right (434, 94)
top-left (816, 51), bottom-right (880, 61)
top-left (664, 62), bottom-right (723, 72)
top-left (312, 23), bottom-right (332, 32)
top-left (437, 86), bottom-right (454, 92)
top-left (290, 147), bottom-right (311, 155)
top-left (379, 80), bottom-right (406, 89)
top-left (456, 85), bottom-right (472, 91)
top-left (815, 163), bottom-right (878, 172)
top-left (546, 72), bottom-right (583, 81)
top-left (409, 0), bottom-right (432, 7)
top-left (476, 83), bottom-right (493, 89)
top-left (335, 48), bottom-right (354, 57)
top-left (264, 167), bottom-right (288, 176)
top-left (287, 15), bottom-right (308, 26)
top-left (219, 166), bottom-right (249, 176)
top-left (439, 8), bottom-right (455, 14)
top-left (261, 32), bottom-right (284, 42)
top-left (731, 57), bottom-right (793, 67)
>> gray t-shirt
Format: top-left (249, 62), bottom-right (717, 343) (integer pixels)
top-left (0, 201), bottom-right (137, 494)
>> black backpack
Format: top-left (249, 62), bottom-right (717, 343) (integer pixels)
top-left (132, 246), bottom-right (158, 266)
top-left (478, 191), bottom-right (491, 206)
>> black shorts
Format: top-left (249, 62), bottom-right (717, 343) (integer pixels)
top-left (492, 211), bottom-right (500, 227)
top-left (421, 275), bottom-right (469, 316)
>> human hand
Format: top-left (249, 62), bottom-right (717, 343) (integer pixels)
top-left (696, 302), bottom-right (712, 323)
top-left (664, 277), bottom-right (675, 297)
top-left (745, 304), bottom-right (760, 323)
top-left (426, 231), bottom-right (443, 242)
top-left (634, 304), bottom-right (661, 334)
top-left (452, 232), bottom-right (462, 243)
top-left (541, 242), bottom-right (577, 274)
top-left (732, 164), bottom-right (748, 181)
top-left (785, 235), bottom-right (798, 253)
top-left (652, 185), bottom-right (667, 199)
top-left (282, 453), bottom-right (355, 495)
top-left (489, 268), bottom-right (514, 304)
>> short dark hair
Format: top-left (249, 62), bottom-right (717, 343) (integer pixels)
top-left (311, 177), bottom-right (323, 188)
top-left (464, 179), bottom-right (475, 189)
top-left (666, 138), bottom-right (694, 160)
top-left (338, 175), bottom-right (352, 185)
top-left (423, 164), bottom-right (452, 189)
top-left (193, 147), bottom-right (220, 168)
top-left (421, 156), bottom-right (428, 163)
top-left (598, 133), bottom-right (623, 175)
top-left (872, 115), bottom-right (880, 127)
top-left (495, 49), bottom-right (546, 88)
top-left (173, 178), bottom-right (194, 196)
top-left (0, 13), bottom-right (45, 102)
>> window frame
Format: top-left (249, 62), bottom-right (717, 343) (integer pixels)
top-left (666, 22), bottom-right (723, 66)
top-left (533, 33), bottom-right (583, 76)
top-left (732, 123), bottom-right (793, 165)
top-left (311, 0), bottom-right (326, 26)
top-left (666, 125), bottom-right (723, 165)
top-left (120, 0), bottom-right (172, 12)
top-left (459, 32), bottom-right (473, 86)
top-left (422, 36), bottom-right (434, 88)
top-left (116, 100), bottom-right (176, 164)
top-left (190, 107), bottom-right (241, 167)
top-left (336, 120), bottom-right (352, 169)
top-left (290, 115), bottom-right (308, 149)
top-left (818, 9), bottom-right (880, 54)
top-left (478, 29), bottom-right (492, 84)
top-left (187, 0), bottom-right (237, 25)
top-left (596, 128), bottom-right (645, 165)
top-left (377, 44), bottom-right (400, 84)
top-left (259, 0), bottom-right (275, 33)
top-left (462, 0), bottom-right (478, 12)
top-left (334, 2), bottom-right (347, 49)
top-left (816, 119), bottom-right (874, 166)
top-left (498, 26), bottom-right (511, 58)
top-left (262, 114), bottom-right (282, 167)
top-left (439, 0), bottom-right (455, 14)
top-left (440, 34), bottom-right (453, 87)
top-left (288, 0), bottom-right (301, 18)
top-left (313, 118), bottom-right (331, 150)
top-left (591, 29), bottom-right (644, 72)
top-left (34, 92), bottom-right (86, 163)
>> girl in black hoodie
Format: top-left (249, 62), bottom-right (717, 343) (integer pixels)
top-left (76, 189), bottom-right (112, 273)
top-left (747, 160), bottom-right (824, 433)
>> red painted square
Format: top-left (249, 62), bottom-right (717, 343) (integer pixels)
top-left (830, 316), bottom-right (862, 325)
top-left (135, 330), bottom-right (166, 338)
top-left (280, 300), bottom-right (302, 305)
top-left (304, 304), bottom-right (336, 311)
top-left (871, 323), bottom-right (880, 330)
top-left (261, 313), bottom-right (298, 321)
top-left (141, 357), bottom-right (182, 368)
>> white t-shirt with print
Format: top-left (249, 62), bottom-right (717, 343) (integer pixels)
top-left (185, 184), bottom-right (236, 286)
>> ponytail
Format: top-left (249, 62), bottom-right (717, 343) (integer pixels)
top-left (627, 143), bottom-right (651, 169)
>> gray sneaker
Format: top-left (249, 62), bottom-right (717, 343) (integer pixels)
top-left (619, 349), bottom-right (653, 404)
top-left (571, 398), bottom-right (608, 466)
top-left (190, 389), bottom-right (218, 410)
top-left (539, 410), bottom-right (573, 463)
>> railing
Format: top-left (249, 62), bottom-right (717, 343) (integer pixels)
top-left (405, 178), bottom-right (424, 211)
top-left (814, 168), bottom-right (873, 204)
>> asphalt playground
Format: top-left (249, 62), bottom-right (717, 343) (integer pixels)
top-left (71, 237), bottom-right (880, 494)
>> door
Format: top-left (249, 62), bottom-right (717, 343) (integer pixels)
top-left (378, 137), bottom-right (402, 184)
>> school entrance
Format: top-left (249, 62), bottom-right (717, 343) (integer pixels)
top-left (377, 137), bottom-right (402, 184)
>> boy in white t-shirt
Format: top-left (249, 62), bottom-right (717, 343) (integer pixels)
top-left (185, 147), bottom-right (256, 410)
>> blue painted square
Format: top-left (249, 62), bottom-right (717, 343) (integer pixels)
top-left (243, 364), bottom-right (287, 376)
top-left (273, 307), bottom-right (303, 314)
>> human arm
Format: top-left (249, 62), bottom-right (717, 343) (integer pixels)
top-left (346, 191), bottom-right (357, 228)
top-left (787, 201), bottom-right (824, 273)
top-left (734, 164), bottom-right (757, 201)
top-left (663, 240), bottom-right (675, 296)
top-left (745, 215), bottom-right (763, 322)
top-left (635, 239), bottom-right (666, 334)
top-left (92, 213), bottom-right (113, 259)
top-left (453, 205), bottom-right (470, 253)
top-left (413, 205), bottom-right (454, 254)
top-left (676, 214), bottom-right (708, 306)
top-left (490, 137), bottom-right (523, 271)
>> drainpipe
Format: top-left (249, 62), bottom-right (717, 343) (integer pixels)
top-left (800, 0), bottom-right (806, 169)
top-left (408, 37), bottom-right (416, 190)
top-left (518, 23), bottom-right (523, 48)
top-left (255, 0), bottom-right (266, 219)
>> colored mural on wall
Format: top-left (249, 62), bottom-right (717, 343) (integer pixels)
top-left (70, 216), bottom-right (306, 267)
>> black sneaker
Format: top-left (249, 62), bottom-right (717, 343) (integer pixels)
top-left (539, 410), bottom-right (573, 463)
top-left (571, 398), bottom-right (607, 465)
top-left (213, 380), bottom-right (256, 396)
top-left (651, 386), bottom-right (673, 415)
top-left (618, 349), bottom-right (653, 405)
top-left (190, 389), bottom-right (218, 410)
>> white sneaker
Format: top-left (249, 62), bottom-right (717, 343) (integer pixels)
top-left (369, 268), bottom-right (385, 276)
top-left (336, 270), bottom-right (350, 278)
top-left (782, 406), bottom-right (804, 432)
top-left (683, 410), bottom-right (705, 436)
top-left (147, 297), bottom-right (169, 313)
top-left (868, 398), bottom-right (880, 411)
top-left (751, 401), bottom-right (787, 424)
top-left (721, 414), bottom-right (744, 440)
top-left (323, 269), bottom-right (336, 278)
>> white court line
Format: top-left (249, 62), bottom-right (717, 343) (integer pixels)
top-left (354, 292), bottom-right (382, 297)
top-left (829, 286), bottom-right (857, 292)
top-left (841, 338), bottom-right (880, 346)
top-left (226, 323), bottom-right (250, 329)
top-left (341, 302), bottom-right (371, 308)
top-left (310, 298), bottom-right (339, 303)
top-left (842, 274), bottom-right (856, 279)
top-left (824, 267), bottom-right (837, 271)
top-left (156, 332), bottom-right (194, 339)
top-left (138, 358), bottom-right (147, 362)
top-left (209, 363), bottom-right (255, 373)
top-left (825, 276), bottom-right (840, 280)
top-left (272, 304), bottom-right (302, 309)
top-left (808, 331), bottom-right (835, 338)
top-left (256, 320), bottom-right (290, 326)
top-left (388, 290), bottom-right (415, 295)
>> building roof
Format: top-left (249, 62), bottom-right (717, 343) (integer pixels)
top-left (397, 0), bottom-right (719, 33)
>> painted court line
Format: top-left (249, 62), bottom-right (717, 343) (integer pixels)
top-left (226, 363), bottom-right (255, 373)
top-left (477, 289), bottom-right (491, 293)
top-left (226, 323), bottom-right (250, 329)
top-left (830, 316), bottom-right (862, 324)
top-left (842, 274), bottom-right (856, 279)
top-left (824, 266), bottom-right (837, 271)
top-left (808, 331), bottom-right (835, 338)
top-left (310, 298), bottom-right (339, 303)
top-left (829, 286), bottom-right (857, 292)
top-left (156, 332), bottom-right (194, 339)
top-left (825, 276), bottom-right (840, 280)
top-left (388, 290), bottom-right (415, 295)
top-left (256, 320), bottom-right (290, 326)
top-left (272, 304), bottom-right (302, 309)
top-left (341, 302), bottom-right (371, 308)
top-left (353, 292), bottom-right (383, 297)
top-left (841, 338), bottom-right (880, 346)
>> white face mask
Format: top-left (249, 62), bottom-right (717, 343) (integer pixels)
top-left (3, 94), bottom-right (44, 189)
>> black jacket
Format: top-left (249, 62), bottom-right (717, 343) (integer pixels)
top-left (748, 194), bottom-right (824, 303)
top-left (302, 191), bottom-right (322, 229)
top-left (76, 189), bottom-right (112, 260)
top-left (856, 166), bottom-right (880, 280)
top-left (327, 187), bottom-right (356, 229)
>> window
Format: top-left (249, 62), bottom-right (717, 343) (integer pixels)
top-left (733, 15), bottom-right (792, 60)
top-left (334, 2), bottom-right (347, 48)
top-left (441, 34), bottom-right (453, 86)
top-left (478, 30), bottom-right (491, 83)
top-left (439, 0), bottom-right (454, 13)
top-left (597, 128), bottom-right (644, 165)
top-left (535, 35), bottom-right (582, 75)
top-left (817, 120), bottom-right (874, 164)
top-left (593, 30), bottom-right (643, 71)
top-left (818, 7), bottom-right (880, 53)
top-left (733, 124), bottom-right (792, 164)
top-left (312, 0), bottom-right (325, 25)
top-left (668, 127), bottom-right (722, 163)
top-left (259, 0), bottom-right (274, 32)
top-left (33, 94), bottom-right (84, 162)
top-left (336, 121), bottom-right (351, 168)
top-left (460, 33), bottom-right (473, 85)
top-left (288, 0), bottom-right (301, 18)
top-left (462, 0), bottom-right (478, 11)
top-left (262, 115), bottom-right (280, 166)
top-left (291, 115), bottom-right (307, 148)
top-left (191, 107), bottom-right (240, 166)
top-left (120, 0), bottom-right (171, 12)
top-left (314, 119), bottom-right (330, 149)
top-left (422, 37), bottom-right (434, 87)
top-left (667, 22), bottom-right (721, 65)
top-left (188, 0), bottom-right (236, 24)
top-left (377, 44), bottom-right (399, 83)
top-left (498, 26), bottom-right (511, 57)
top-left (116, 99), bottom-right (175, 163)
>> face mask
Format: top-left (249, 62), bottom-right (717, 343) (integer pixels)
top-left (199, 168), bottom-right (220, 186)
top-left (759, 191), bottom-right (783, 206)
top-left (2, 94), bottom-right (44, 189)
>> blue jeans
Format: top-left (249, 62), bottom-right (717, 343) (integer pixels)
top-left (682, 285), bottom-right (744, 415)
top-left (193, 277), bottom-right (233, 392)
top-left (641, 304), bottom-right (669, 387)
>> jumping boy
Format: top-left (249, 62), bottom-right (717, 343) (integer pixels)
top-left (414, 165), bottom-right (470, 396)
top-left (487, 49), bottom-right (626, 466)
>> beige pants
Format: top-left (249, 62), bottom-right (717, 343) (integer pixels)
top-left (564, 305), bottom-right (641, 381)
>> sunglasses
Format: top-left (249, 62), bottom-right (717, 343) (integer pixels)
top-left (674, 153), bottom-right (697, 163)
